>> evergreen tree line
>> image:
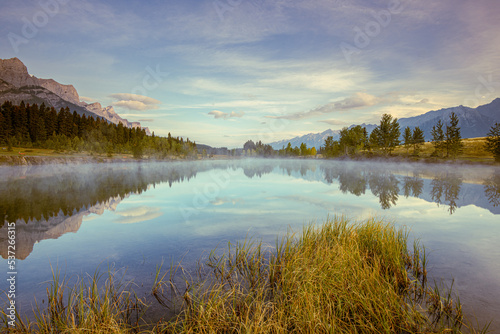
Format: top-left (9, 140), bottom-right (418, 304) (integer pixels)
top-left (242, 114), bottom-right (500, 161)
top-left (319, 112), bottom-right (495, 160)
top-left (277, 142), bottom-right (317, 157)
top-left (320, 114), bottom-right (422, 157)
top-left (0, 101), bottom-right (197, 158)
top-left (242, 140), bottom-right (317, 157)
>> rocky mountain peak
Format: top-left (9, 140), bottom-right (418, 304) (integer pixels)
top-left (0, 57), bottom-right (38, 87)
top-left (0, 57), bottom-right (150, 134)
top-left (85, 102), bottom-right (103, 112)
top-left (38, 78), bottom-right (80, 105)
top-left (0, 58), bottom-right (80, 104)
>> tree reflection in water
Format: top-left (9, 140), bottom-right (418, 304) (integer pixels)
top-left (430, 172), bottom-right (462, 215)
top-left (368, 171), bottom-right (400, 209)
top-left (484, 170), bottom-right (500, 208)
top-left (403, 174), bottom-right (424, 199)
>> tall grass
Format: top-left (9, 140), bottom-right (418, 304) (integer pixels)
top-left (2, 217), bottom-right (490, 333)
top-left (154, 217), bottom-right (488, 333)
top-left (1, 266), bottom-right (147, 333)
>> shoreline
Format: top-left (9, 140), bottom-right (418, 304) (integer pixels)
top-left (1, 152), bottom-right (497, 167)
top-left (0, 154), bottom-right (190, 166)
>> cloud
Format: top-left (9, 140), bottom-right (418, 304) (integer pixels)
top-left (138, 118), bottom-right (154, 122)
top-left (113, 101), bottom-right (158, 110)
top-left (80, 96), bottom-right (95, 103)
top-left (319, 119), bottom-right (346, 126)
top-left (110, 93), bottom-right (161, 111)
top-left (114, 206), bottom-right (163, 224)
top-left (210, 197), bottom-right (244, 206)
top-left (208, 110), bottom-right (245, 120)
top-left (266, 92), bottom-right (383, 121)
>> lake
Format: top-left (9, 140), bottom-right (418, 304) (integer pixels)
top-left (1, 159), bottom-right (499, 330)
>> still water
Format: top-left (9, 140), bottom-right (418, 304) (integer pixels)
top-left (1, 159), bottom-right (500, 329)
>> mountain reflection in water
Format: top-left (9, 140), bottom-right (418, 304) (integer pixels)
top-left (1, 159), bottom-right (499, 331)
top-left (1, 160), bottom-right (499, 260)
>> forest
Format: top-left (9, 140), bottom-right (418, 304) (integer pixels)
top-left (0, 101), bottom-right (198, 159)
top-left (2, 101), bottom-right (499, 162)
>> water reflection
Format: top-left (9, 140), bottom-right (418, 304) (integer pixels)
top-left (430, 173), bottom-right (462, 215)
top-left (484, 170), bottom-right (500, 207)
top-left (402, 174), bottom-right (424, 198)
top-left (0, 162), bottom-right (225, 259)
top-left (368, 171), bottom-right (400, 209)
top-left (1, 160), bottom-right (499, 261)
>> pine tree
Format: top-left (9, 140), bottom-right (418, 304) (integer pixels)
top-left (431, 119), bottom-right (445, 157)
top-left (72, 111), bottom-right (80, 138)
top-left (375, 113), bottom-right (400, 154)
top-left (368, 128), bottom-right (381, 151)
top-left (403, 126), bottom-right (412, 153)
top-left (485, 122), bottom-right (500, 162)
top-left (1, 102), bottom-right (14, 140)
top-left (0, 112), bottom-right (6, 144)
top-left (412, 127), bottom-right (425, 156)
top-left (13, 102), bottom-right (30, 143)
top-left (45, 107), bottom-right (58, 136)
top-left (446, 112), bottom-right (463, 159)
top-left (300, 142), bottom-right (308, 156)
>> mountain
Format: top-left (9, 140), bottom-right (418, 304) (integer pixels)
top-left (269, 98), bottom-right (500, 149)
top-left (269, 129), bottom-right (340, 150)
top-left (397, 102), bottom-right (499, 140)
top-left (0, 57), bottom-right (149, 134)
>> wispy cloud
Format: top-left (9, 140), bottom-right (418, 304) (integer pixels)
top-left (208, 110), bottom-right (245, 120)
top-left (319, 119), bottom-right (346, 126)
top-left (110, 93), bottom-right (161, 111)
top-left (267, 92), bottom-right (385, 121)
top-left (80, 96), bottom-right (95, 103)
top-left (114, 206), bottom-right (162, 224)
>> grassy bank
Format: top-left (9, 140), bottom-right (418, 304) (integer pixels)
top-left (1, 217), bottom-right (490, 333)
top-left (0, 146), bottom-right (191, 165)
top-left (390, 137), bottom-right (495, 163)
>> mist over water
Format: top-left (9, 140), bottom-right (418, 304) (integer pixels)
top-left (1, 159), bottom-right (499, 329)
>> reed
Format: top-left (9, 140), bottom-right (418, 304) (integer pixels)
top-left (154, 217), bottom-right (489, 333)
top-left (1, 266), bottom-right (147, 333)
top-left (1, 217), bottom-right (490, 333)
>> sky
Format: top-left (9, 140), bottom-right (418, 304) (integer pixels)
top-left (1, 0), bottom-right (500, 148)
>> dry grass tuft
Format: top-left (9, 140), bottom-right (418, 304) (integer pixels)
top-left (2, 217), bottom-right (490, 333)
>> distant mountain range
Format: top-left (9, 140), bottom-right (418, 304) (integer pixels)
top-left (269, 98), bottom-right (500, 149)
top-left (0, 57), bottom-right (149, 134)
top-left (269, 129), bottom-right (342, 150)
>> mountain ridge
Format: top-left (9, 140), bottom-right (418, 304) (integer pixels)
top-left (0, 57), bottom-right (149, 134)
top-left (269, 99), bottom-right (500, 149)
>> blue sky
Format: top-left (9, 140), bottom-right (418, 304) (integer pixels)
top-left (1, 0), bottom-right (500, 147)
